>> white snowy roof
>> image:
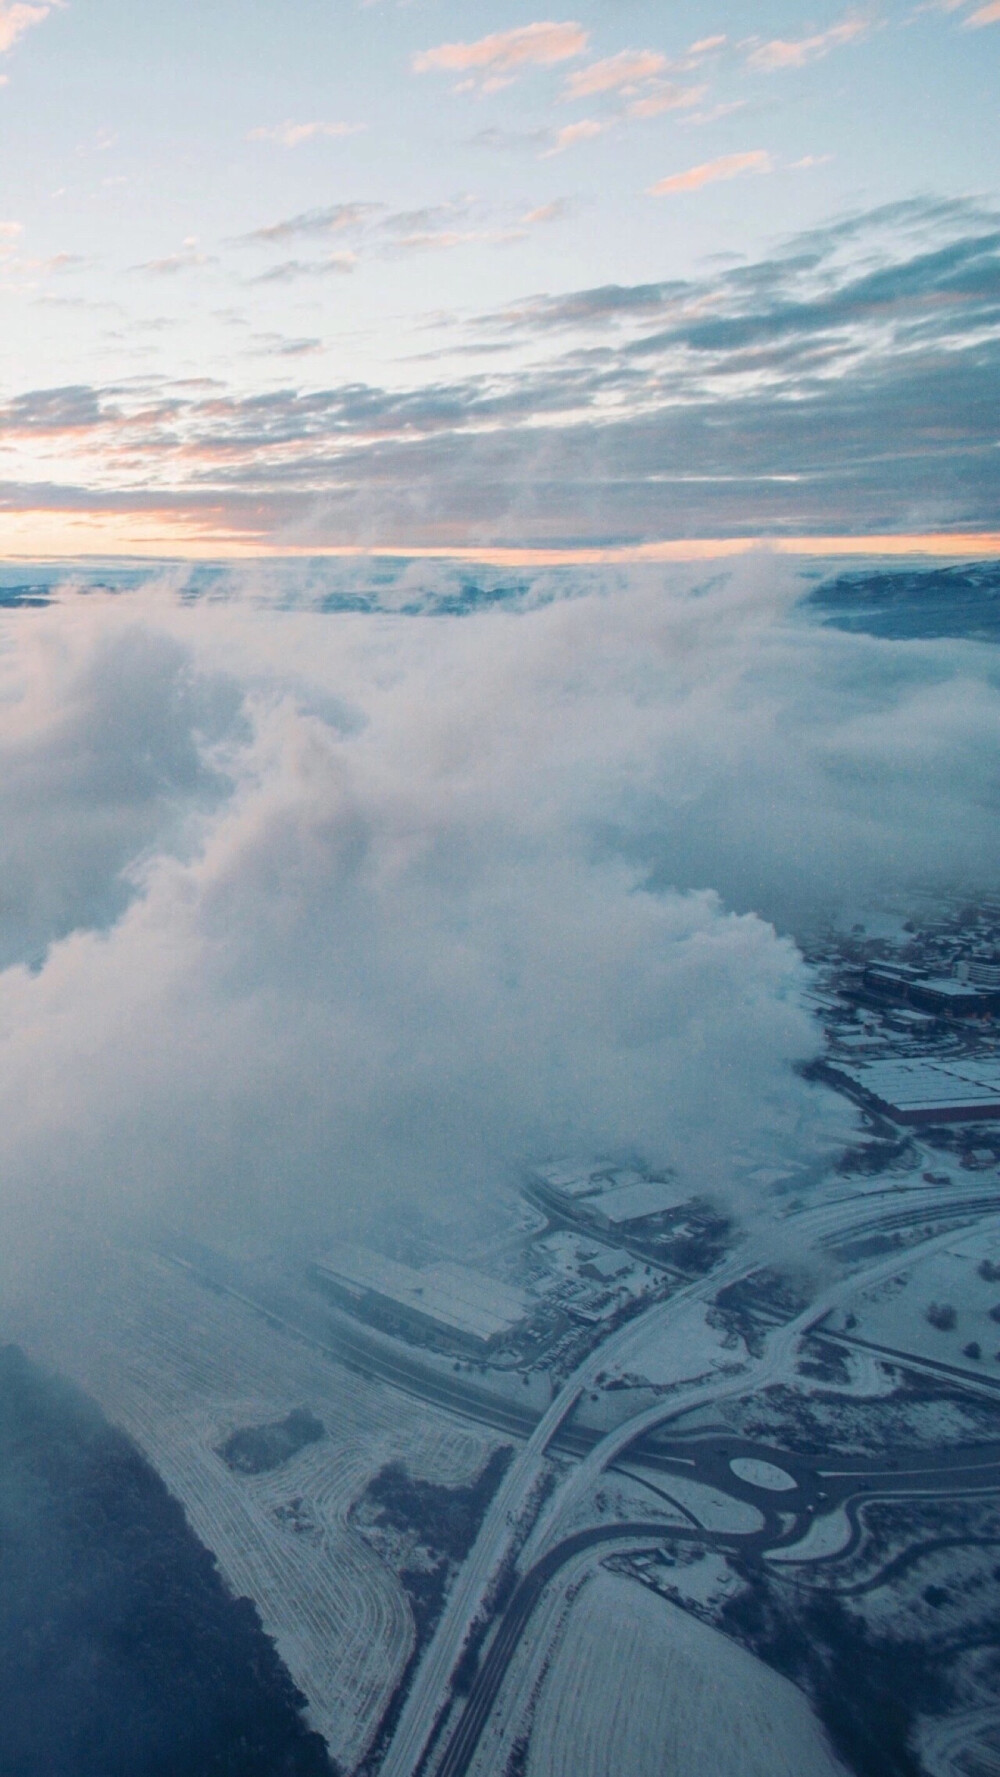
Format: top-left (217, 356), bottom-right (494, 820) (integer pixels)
top-left (916, 977), bottom-right (988, 998)
top-left (835, 1055), bottom-right (1000, 1114)
top-left (585, 1178), bottom-right (690, 1224)
top-left (529, 1158), bottom-right (614, 1197)
top-left (317, 1245), bottom-right (532, 1342)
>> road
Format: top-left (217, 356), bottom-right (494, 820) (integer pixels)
top-left (522, 1207), bottom-right (1000, 1566)
top-left (375, 1248), bottom-right (767, 1777)
top-left (435, 1422), bottom-right (1000, 1777)
top-left (404, 1203), bottom-right (1000, 1777)
top-left (164, 1176), bottom-right (1000, 1777)
top-left (433, 1521), bottom-right (747, 1777)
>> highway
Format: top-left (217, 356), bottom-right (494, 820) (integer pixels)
top-left (434, 1424), bottom-right (1000, 1777)
top-left (432, 1520), bottom-right (748, 1777)
top-left (521, 1205), bottom-right (1000, 1567)
top-left (162, 1176), bottom-right (1000, 1777)
top-left (398, 1202), bottom-right (1000, 1777)
top-left (375, 1248), bottom-right (769, 1777)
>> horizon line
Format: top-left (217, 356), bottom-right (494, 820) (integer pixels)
top-left (1, 531), bottom-right (1000, 566)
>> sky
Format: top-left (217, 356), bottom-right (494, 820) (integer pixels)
top-left (0, 0), bottom-right (998, 555)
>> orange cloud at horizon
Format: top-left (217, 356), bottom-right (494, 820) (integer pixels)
top-left (0, 507), bottom-right (266, 560)
top-left (1, 509), bottom-right (999, 566)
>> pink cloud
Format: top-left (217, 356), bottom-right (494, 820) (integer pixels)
top-left (562, 48), bottom-right (668, 100)
top-left (542, 118), bottom-right (608, 155)
top-left (0, 0), bottom-right (61, 57)
top-left (521, 200), bottom-right (568, 225)
top-left (413, 21), bottom-right (589, 80)
top-left (964, 0), bottom-right (1000, 21)
top-left (628, 83), bottom-right (705, 119)
top-left (747, 16), bottom-right (868, 71)
top-left (649, 150), bottom-right (773, 195)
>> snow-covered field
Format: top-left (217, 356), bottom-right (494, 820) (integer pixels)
top-left (4, 1238), bottom-right (499, 1769)
top-left (831, 1225), bottom-right (1000, 1374)
top-left (461, 1552), bottom-right (595, 1777)
top-left (605, 1298), bottom-right (747, 1388)
top-left (555, 1463), bottom-right (764, 1539)
top-left (729, 1456), bottom-right (797, 1491)
top-left (480, 1569), bottom-right (848, 1777)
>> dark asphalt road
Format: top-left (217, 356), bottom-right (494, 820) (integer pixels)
top-left (433, 1427), bottom-right (1000, 1777)
top-left (161, 1231), bottom-right (1000, 1777)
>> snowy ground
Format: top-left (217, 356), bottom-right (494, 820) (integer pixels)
top-left (461, 1552), bottom-right (594, 1777)
top-left (730, 1456), bottom-right (797, 1491)
top-left (829, 1224), bottom-right (1000, 1374)
top-left (475, 1569), bottom-right (849, 1777)
top-left (3, 1236), bottom-right (500, 1770)
top-left (604, 1298), bottom-right (748, 1389)
top-left (768, 1506), bottom-right (854, 1565)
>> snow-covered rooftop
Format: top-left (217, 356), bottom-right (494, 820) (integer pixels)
top-left (584, 1177), bottom-right (690, 1224)
top-left (528, 1158), bottom-right (614, 1198)
top-left (317, 1245), bottom-right (533, 1343)
top-left (831, 1054), bottom-right (1000, 1117)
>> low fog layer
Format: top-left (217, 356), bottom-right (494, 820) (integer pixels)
top-left (1, 560), bottom-right (998, 1262)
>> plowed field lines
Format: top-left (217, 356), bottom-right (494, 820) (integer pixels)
top-left (523, 1571), bottom-right (848, 1777)
top-left (5, 1244), bottom-right (499, 1769)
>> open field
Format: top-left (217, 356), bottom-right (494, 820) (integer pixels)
top-left (4, 1238), bottom-right (500, 1770)
top-left (831, 1225), bottom-right (1000, 1375)
top-left (521, 1570), bottom-right (849, 1777)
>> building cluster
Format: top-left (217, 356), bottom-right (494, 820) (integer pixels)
top-left (860, 963), bottom-right (1000, 1022)
top-left (808, 896), bottom-right (1000, 1134)
top-left (822, 1054), bottom-right (1000, 1126)
top-left (312, 1159), bottom-right (694, 1367)
top-left (309, 898), bottom-right (1000, 1372)
top-left (525, 1159), bottom-right (690, 1234)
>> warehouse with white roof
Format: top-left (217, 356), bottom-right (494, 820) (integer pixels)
top-left (823, 1055), bottom-right (1000, 1124)
top-left (527, 1158), bottom-right (690, 1228)
top-left (314, 1245), bottom-right (534, 1353)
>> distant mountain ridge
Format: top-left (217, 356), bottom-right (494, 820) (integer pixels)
top-left (4, 556), bottom-right (1000, 639)
top-left (803, 560), bottom-right (1000, 642)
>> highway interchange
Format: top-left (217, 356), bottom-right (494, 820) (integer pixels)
top-left (164, 1160), bottom-right (1000, 1777)
top-left (379, 1171), bottom-right (1000, 1777)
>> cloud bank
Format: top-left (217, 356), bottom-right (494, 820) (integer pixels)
top-left (1, 561), bottom-right (998, 1273)
top-left (4, 198), bottom-right (997, 550)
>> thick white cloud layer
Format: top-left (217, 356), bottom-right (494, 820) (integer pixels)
top-left (1, 561), bottom-right (997, 1261)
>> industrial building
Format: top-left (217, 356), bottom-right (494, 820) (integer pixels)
top-left (528, 1159), bottom-right (619, 1203)
top-left (958, 954), bottom-right (1000, 989)
top-left (861, 964), bottom-right (1000, 1019)
top-left (314, 1246), bottom-right (533, 1353)
top-left (577, 1176), bottom-right (690, 1231)
top-left (527, 1159), bottom-right (689, 1229)
top-left (821, 1055), bottom-right (1000, 1125)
